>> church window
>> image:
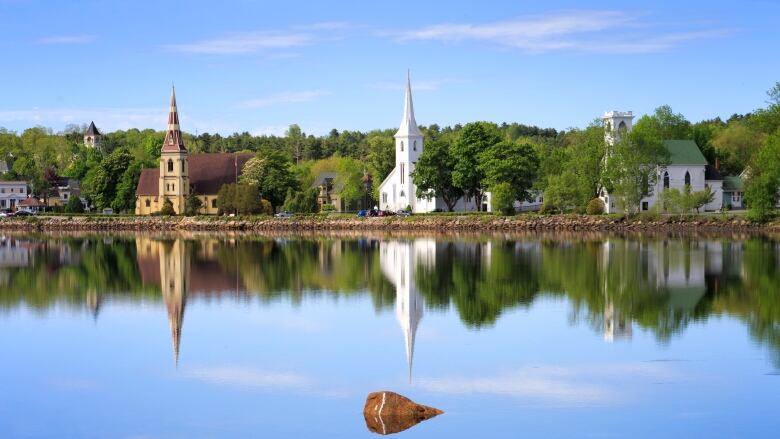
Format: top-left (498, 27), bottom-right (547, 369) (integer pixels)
top-left (167, 159), bottom-right (174, 173)
top-left (145, 199), bottom-right (151, 208)
top-left (400, 141), bottom-right (404, 152)
top-left (400, 190), bottom-right (405, 197)
top-left (172, 184), bottom-right (175, 192)
top-left (400, 163), bottom-right (405, 184)
top-left (663, 172), bottom-right (670, 189)
top-left (684, 171), bottom-right (691, 186)
top-left (382, 193), bottom-right (388, 203)
top-left (212, 199), bottom-right (217, 209)
top-left (413, 140), bottom-right (417, 151)
top-left (618, 121), bottom-right (627, 130)
top-left (181, 161), bottom-right (185, 173)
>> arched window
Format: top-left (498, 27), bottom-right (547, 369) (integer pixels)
top-left (413, 140), bottom-right (417, 151)
top-left (663, 172), bottom-right (670, 189)
top-left (618, 121), bottom-right (627, 130)
top-left (181, 161), bottom-right (185, 173)
top-left (684, 171), bottom-right (691, 186)
top-left (400, 141), bottom-right (404, 152)
top-left (167, 159), bottom-right (174, 173)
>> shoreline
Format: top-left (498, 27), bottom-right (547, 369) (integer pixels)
top-left (0, 214), bottom-right (777, 234)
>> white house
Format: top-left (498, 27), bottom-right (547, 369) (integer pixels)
top-left (378, 73), bottom-right (489, 213)
top-left (600, 111), bottom-right (723, 213)
top-left (0, 181), bottom-right (28, 211)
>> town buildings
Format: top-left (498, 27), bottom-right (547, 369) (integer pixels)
top-left (0, 181), bottom-right (28, 211)
top-left (134, 87), bottom-right (252, 215)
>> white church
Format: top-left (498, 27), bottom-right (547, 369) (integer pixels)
top-left (599, 111), bottom-right (724, 214)
top-left (378, 73), bottom-right (490, 213)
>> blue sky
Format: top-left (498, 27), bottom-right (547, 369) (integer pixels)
top-left (1, 0), bottom-right (778, 136)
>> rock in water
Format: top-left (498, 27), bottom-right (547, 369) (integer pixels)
top-left (363, 391), bottom-right (443, 435)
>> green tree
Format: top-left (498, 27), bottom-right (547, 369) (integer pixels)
top-left (652, 105), bottom-right (692, 140)
top-left (217, 183), bottom-right (237, 215)
top-left (411, 138), bottom-right (463, 211)
top-left (452, 122), bottom-right (503, 211)
top-left (247, 149), bottom-right (298, 211)
top-left (490, 182), bottom-right (515, 215)
top-left (712, 121), bottom-right (765, 175)
top-left (64, 194), bottom-right (84, 213)
top-left (544, 171), bottom-right (580, 212)
top-left (479, 140), bottom-right (539, 204)
top-left (185, 190), bottom-right (203, 216)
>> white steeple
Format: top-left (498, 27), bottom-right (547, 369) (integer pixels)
top-left (395, 70), bottom-right (423, 138)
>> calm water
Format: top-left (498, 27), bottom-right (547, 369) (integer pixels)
top-left (1, 232), bottom-right (779, 438)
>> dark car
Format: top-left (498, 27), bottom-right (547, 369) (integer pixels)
top-left (356, 210), bottom-right (368, 217)
top-left (14, 210), bottom-right (34, 217)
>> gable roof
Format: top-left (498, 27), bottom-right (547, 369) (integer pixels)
top-left (664, 140), bottom-right (708, 166)
top-left (136, 153), bottom-right (254, 197)
top-left (19, 197), bottom-right (44, 207)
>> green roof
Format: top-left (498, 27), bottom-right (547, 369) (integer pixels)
top-left (664, 140), bottom-right (708, 165)
top-left (723, 175), bottom-right (744, 191)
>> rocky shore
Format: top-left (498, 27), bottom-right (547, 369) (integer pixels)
top-left (0, 214), bottom-right (776, 234)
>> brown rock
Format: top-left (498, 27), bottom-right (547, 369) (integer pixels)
top-left (363, 391), bottom-right (443, 435)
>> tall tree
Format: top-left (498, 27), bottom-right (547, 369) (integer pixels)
top-left (478, 140), bottom-right (539, 204)
top-left (411, 138), bottom-right (463, 211)
top-left (451, 122), bottom-right (503, 211)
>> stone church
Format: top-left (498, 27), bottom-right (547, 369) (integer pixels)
top-left (135, 87), bottom-right (252, 215)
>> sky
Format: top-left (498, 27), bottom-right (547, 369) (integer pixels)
top-left (0, 0), bottom-right (778, 136)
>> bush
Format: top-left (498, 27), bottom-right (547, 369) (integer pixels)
top-left (64, 196), bottom-right (85, 214)
top-left (320, 203), bottom-right (335, 212)
top-left (539, 203), bottom-right (558, 215)
top-left (184, 191), bottom-right (203, 216)
top-left (260, 199), bottom-right (273, 216)
top-left (585, 198), bottom-right (605, 215)
top-left (490, 183), bottom-right (515, 216)
top-left (159, 198), bottom-right (176, 216)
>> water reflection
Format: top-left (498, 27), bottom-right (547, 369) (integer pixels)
top-left (1, 233), bottom-right (779, 371)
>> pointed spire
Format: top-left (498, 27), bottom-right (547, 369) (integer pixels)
top-left (167, 297), bottom-right (185, 368)
top-left (162, 85), bottom-right (187, 153)
top-left (85, 121), bottom-right (100, 136)
top-left (395, 70), bottom-right (422, 138)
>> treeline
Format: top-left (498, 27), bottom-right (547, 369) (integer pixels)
top-left (1, 82), bottom-right (779, 219)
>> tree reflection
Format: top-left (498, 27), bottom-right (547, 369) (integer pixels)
top-left (1, 233), bottom-right (779, 367)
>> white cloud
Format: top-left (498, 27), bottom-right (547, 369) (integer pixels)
top-left (393, 10), bottom-right (731, 54)
top-left (239, 90), bottom-right (331, 108)
top-left (164, 22), bottom-right (351, 55)
top-left (417, 363), bottom-right (681, 406)
top-left (37, 35), bottom-right (95, 45)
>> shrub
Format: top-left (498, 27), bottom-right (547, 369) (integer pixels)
top-left (490, 183), bottom-right (515, 215)
top-left (321, 203), bottom-right (335, 212)
top-left (585, 198), bottom-right (605, 215)
top-left (159, 198), bottom-right (176, 216)
top-left (184, 191), bottom-right (203, 216)
top-left (260, 199), bottom-right (273, 216)
top-left (539, 203), bottom-right (558, 215)
top-left (64, 196), bottom-right (85, 214)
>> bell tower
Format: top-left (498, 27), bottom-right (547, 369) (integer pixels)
top-left (158, 86), bottom-right (189, 214)
top-left (603, 111), bottom-right (634, 146)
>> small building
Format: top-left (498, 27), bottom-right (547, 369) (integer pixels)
top-left (0, 181), bottom-right (28, 211)
top-left (84, 121), bottom-right (102, 149)
top-left (722, 175), bottom-right (744, 209)
top-left (47, 178), bottom-right (82, 207)
top-left (135, 87), bottom-right (253, 215)
top-left (18, 197), bottom-right (45, 213)
top-left (311, 172), bottom-right (372, 212)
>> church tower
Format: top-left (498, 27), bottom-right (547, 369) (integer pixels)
top-left (602, 111), bottom-right (634, 146)
top-left (159, 238), bottom-right (190, 366)
top-left (158, 86), bottom-right (189, 214)
top-left (394, 71), bottom-right (424, 211)
top-left (84, 121), bottom-right (102, 149)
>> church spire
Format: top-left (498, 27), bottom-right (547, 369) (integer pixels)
top-left (395, 70), bottom-right (422, 138)
top-left (162, 85), bottom-right (187, 153)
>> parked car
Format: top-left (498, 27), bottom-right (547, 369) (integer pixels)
top-left (397, 209), bottom-right (412, 217)
top-left (356, 210), bottom-right (368, 218)
top-left (377, 210), bottom-right (396, 217)
top-left (14, 210), bottom-right (34, 217)
top-left (274, 211), bottom-right (294, 218)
